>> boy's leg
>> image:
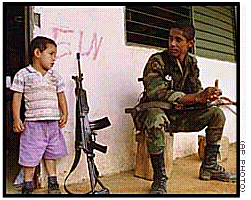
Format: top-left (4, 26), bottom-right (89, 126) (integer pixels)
top-left (22, 166), bottom-right (36, 194)
top-left (44, 159), bottom-right (61, 194)
top-left (42, 121), bottom-right (68, 194)
top-left (24, 166), bottom-right (36, 181)
top-left (44, 159), bottom-right (57, 177)
top-left (18, 121), bottom-right (50, 194)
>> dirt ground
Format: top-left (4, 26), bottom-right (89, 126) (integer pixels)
top-left (7, 143), bottom-right (237, 195)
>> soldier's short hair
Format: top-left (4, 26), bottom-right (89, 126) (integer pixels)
top-left (171, 19), bottom-right (195, 41)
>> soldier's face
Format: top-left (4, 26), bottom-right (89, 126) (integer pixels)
top-left (168, 28), bottom-right (194, 62)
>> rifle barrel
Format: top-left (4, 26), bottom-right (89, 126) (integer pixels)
top-left (76, 53), bottom-right (82, 84)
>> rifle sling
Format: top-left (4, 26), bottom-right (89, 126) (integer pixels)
top-left (126, 99), bottom-right (236, 114)
top-left (137, 101), bottom-right (172, 110)
top-left (64, 148), bottom-right (81, 194)
top-left (125, 101), bottom-right (172, 114)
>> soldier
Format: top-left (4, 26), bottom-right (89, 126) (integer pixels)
top-left (139, 19), bottom-right (236, 194)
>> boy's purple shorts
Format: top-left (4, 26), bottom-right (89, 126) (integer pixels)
top-left (19, 120), bottom-right (68, 167)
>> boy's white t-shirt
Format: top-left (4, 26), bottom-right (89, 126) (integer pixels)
top-left (10, 65), bottom-right (65, 121)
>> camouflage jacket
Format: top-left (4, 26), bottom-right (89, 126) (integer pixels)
top-left (141, 50), bottom-right (203, 105)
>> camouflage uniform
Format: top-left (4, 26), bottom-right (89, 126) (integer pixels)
top-left (140, 50), bottom-right (226, 154)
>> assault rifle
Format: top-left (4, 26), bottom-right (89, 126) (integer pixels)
top-left (64, 53), bottom-right (111, 194)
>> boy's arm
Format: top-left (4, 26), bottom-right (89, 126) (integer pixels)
top-left (57, 92), bottom-right (68, 128)
top-left (12, 92), bottom-right (25, 133)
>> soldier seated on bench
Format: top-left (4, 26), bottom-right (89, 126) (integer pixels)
top-left (133, 19), bottom-right (236, 194)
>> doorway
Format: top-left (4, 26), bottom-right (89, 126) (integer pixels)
top-left (4, 5), bottom-right (30, 194)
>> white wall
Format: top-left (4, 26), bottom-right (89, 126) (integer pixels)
top-left (33, 6), bottom-right (236, 185)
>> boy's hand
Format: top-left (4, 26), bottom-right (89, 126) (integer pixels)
top-left (57, 92), bottom-right (68, 128)
top-left (59, 114), bottom-right (68, 128)
top-left (13, 118), bottom-right (25, 133)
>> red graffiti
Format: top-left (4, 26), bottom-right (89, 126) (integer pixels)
top-left (79, 31), bottom-right (103, 60)
top-left (53, 27), bottom-right (74, 41)
top-left (53, 27), bottom-right (103, 60)
top-left (53, 27), bottom-right (74, 59)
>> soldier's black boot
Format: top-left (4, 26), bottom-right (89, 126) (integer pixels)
top-left (48, 176), bottom-right (61, 194)
top-left (150, 153), bottom-right (167, 194)
top-left (22, 181), bottom-right (33, 194)
top-left (199, 144), bottom-right (236, 182)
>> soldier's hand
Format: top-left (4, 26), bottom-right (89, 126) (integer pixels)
top-left (196, 79), bottom-right (222, 103)
top-left (213, 79), bottom-right (222, 98)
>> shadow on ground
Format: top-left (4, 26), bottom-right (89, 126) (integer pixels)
top-left (6, 144), bottom-right (237, 195)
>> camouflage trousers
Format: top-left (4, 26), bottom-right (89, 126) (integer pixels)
top-left (143, 107), bottom-right (226, 154)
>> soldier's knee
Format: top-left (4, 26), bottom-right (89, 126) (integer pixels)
top-left (209, 107), bottom-right (226, 126)
top-left (145, 108), bottom-right (168, 129)
top-left (143, 108), bottom-right (170, 154)
top-left (215, 107), bottom-right (226, 122)
top-left (147, 108), bottom-right (165, 116)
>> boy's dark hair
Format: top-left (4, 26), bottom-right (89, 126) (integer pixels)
top-left (29, 36), bottom-right (57, 64)
top-left (170, 19), bottom-right (195, 41)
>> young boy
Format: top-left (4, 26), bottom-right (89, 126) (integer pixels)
top-left (10, 36), bottom-right (68, 194)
